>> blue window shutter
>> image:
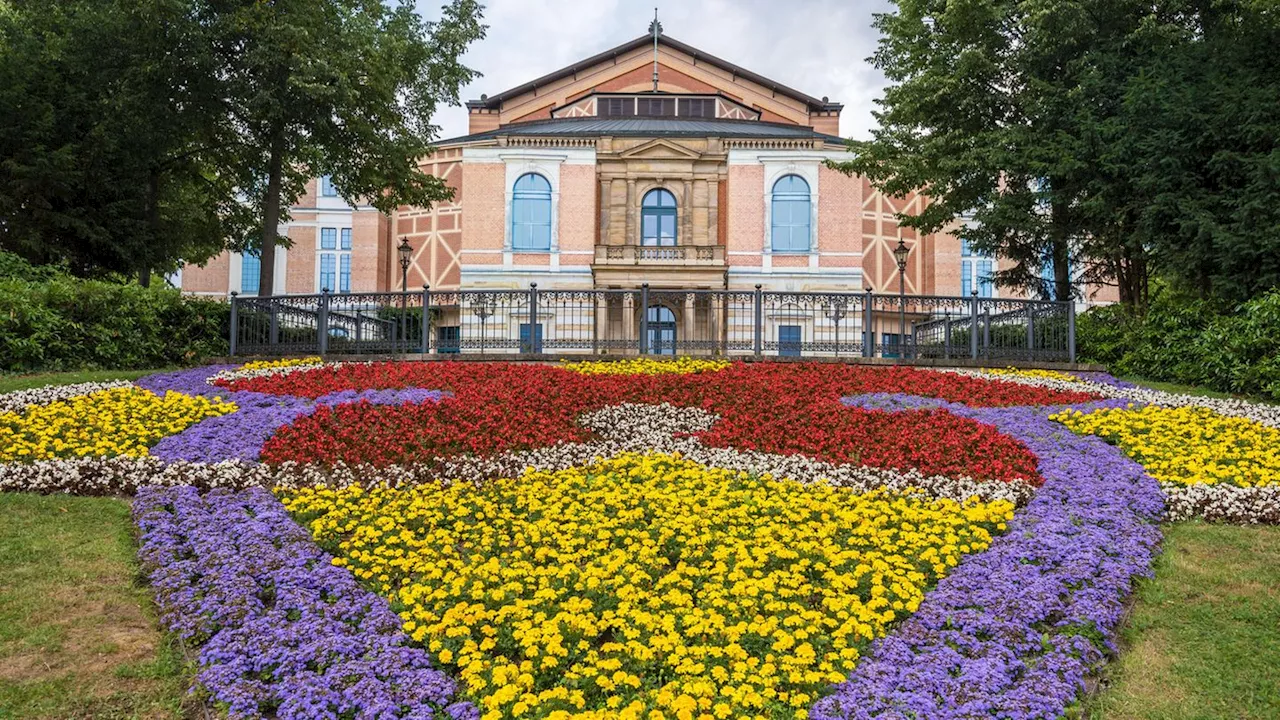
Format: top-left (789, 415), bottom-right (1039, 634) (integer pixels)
top-left (511, 174), bottom-right (552, 251)
top-left (771, 175), bottom-right (811, 252)
top-left (241, 253), bottom-right (260, 295)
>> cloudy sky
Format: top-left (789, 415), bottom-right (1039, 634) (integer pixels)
top-left (414, 0), bottom-right (895, 142)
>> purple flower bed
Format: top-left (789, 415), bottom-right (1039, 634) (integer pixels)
top-left (1068, 371), bottom-right (1140, 389)
top-left (135, 365), bottom-right (240, 398)
top-left (150, 388), bottom-right (445, 463)
top-left (813, 394), bottom-right (1164, 720)
top-left (134, 485), bottom-right (476, 720)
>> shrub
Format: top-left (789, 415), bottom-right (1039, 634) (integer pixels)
top-left (1078, 289), bottom-right (1280, 401)
top-left (0, 262), bottom-right (229, 371)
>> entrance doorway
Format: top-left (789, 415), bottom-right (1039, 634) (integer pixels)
top-left (647, 305), bottom-right (677, 355)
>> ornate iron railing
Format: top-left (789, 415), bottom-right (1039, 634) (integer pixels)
top-left (229, 285), bottom-right (1076, 362)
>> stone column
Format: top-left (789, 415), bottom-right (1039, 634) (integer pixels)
top-left (625, 179), bottom-right (637, 247)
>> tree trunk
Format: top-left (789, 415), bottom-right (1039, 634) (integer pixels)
top-left (1049, 200), bottom-right (1072, 302)
top-left (139, 170), bottom-right (160, 288)
top-left (258, 126), bottom-right (286, 297)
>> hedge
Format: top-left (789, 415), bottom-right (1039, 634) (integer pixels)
top-left (0, 274), bottom-right (229, 372)
top-left (1078, 289), bottom-right (1280, 401)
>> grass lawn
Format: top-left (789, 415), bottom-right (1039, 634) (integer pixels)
top-left (0, 494), bottom-right (194, 720)
top-left (0, 369), bottom-right (171, 395)
top-left (1089, 522), bottom-right (1280, 719)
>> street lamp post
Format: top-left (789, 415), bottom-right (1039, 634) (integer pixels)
top-left (397, 238), bottom-right (412, 351)
top-left (822, 299), bottom-right (848, 357)
top-left (473, 296), bottom-right (494, 354)
top-left (893, 239), bottom-right (911, 359)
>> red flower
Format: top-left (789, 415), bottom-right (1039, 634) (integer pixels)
top-left (253, 362), bottom-right (1091, 484)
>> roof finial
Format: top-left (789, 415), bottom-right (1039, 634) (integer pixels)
top-left (649, 8), bottom-right (662, 92)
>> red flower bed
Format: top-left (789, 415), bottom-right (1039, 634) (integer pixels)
top-left (255, 363), bottom-right (1077, 483)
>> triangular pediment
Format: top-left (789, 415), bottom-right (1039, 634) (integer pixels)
top-left (618, 138), bottom-right (702, 160)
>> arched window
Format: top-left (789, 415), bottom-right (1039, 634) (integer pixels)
top-left (511, 173), bottom-right (552, 251)
top-left (771, 175), bottom-right (811, 252)
top-left (641, 188), bottom-right (677, 246)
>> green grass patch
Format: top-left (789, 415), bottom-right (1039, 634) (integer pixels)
top-left (1089, 522), bottom-right (1280, 719)
top-left (0, 493), bottom-right (194, 719)
top-left (0, 369), bottom-right (170, 394)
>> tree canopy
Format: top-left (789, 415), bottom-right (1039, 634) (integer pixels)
top-left (835, 0), bottom-right (1280, 306)
top-left (0, 0), bottom-right (485, 291)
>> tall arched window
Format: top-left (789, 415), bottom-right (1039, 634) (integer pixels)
top-left (770, 175), bottom-right (811, 252)
top-left (511, 173), bottom-right (552, 251)
top-left (641, 188), bottom-right (677, 246)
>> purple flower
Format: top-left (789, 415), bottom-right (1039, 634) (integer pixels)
top-left (134, 486), bottom-right (476, 720)
top-left (812, 395), bottom-right (1164, 720)
top-left (1068, 371), bottom-right (1140, 389)
top-left (135, 366), bottom-right (240, 398)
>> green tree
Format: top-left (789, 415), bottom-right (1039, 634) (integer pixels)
top-left (1109, 0), bottom-right (1280, 304)
top-left (830, 0), bottom-right (1147, 302)
top-left (0, 0), bottom-right (254, 281)
top-left (212, 0), bottom-right (485, 296)
top-left (837, 0), bottom-right (1279, 307)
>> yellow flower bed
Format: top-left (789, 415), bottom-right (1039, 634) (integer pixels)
top-left (0, 387), bottom-right (235, 461)
top-left (281, 453), bottom-right (1013, 720)
top-left (239, 356), bottom-right (323, 372)
top-left (562, 357), bottom-right (731, 376)
top-left (986, 367), bottom-right (1081, 383)
top-left (1052, 405), bottom-right (1280, 487)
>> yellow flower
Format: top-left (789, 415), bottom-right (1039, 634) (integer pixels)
top-left (279, 453), bottom-right (1012, 719)
top-left (986, 367), bottom-right (1081, 383)
top-left (0, 387), bottom-right (235, 461)
top-left (1052, 405), bottom-right (1280, 487)
top-left (239, 356), bottom-right (323, 372)
top-left (561, 357), bottom-right (731, 376)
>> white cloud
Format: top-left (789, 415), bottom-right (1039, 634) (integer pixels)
top-left (415, 0), bottom-right (893, 142)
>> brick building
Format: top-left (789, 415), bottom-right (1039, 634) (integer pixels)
top-left (182, 29), bottom-right (1114, 351)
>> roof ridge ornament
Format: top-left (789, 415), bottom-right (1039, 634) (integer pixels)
top-left (649, 8), bottom-right (662, 92)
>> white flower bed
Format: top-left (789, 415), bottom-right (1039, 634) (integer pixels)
top-left (0, 380), bottom-right (133, 415)
top-left (941, 368), bottom-right (1280, 427)
top-left (1162, 482), bottom-right (1280, 524)
top-left (207, 361), bottom-right (356, 385)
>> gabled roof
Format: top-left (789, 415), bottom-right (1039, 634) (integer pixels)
top-left (438, 116), bottom-right (847, 146)
top-left (464, 34), bottom-right (844, 113)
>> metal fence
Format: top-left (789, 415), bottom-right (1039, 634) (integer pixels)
top-left (230, 284), bottom-right (1076, 363)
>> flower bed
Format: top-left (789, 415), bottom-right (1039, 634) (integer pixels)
top-left (0, 387), bottom-right (235, 461)
top-left (10, 359), bottom-right (1273, 718)
top-left (1052, 405), bottom-right (1280, 488)
top-left (134, 485), bottom-right (476, 720)
top-left (282, 453), bottom-right (1014, 720)
top-left (254, 363), bottom-right (1069, 484)
top-left (815, 395), bottom-right (1163, 720)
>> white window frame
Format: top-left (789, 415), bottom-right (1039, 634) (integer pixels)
top-left (315, 226), bottom-right (353, 293)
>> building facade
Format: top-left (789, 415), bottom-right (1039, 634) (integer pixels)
top-left (186, 29), bottom-right (1112, 356)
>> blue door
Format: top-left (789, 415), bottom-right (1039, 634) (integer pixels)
top-left (882, 332), bottom-right (902, 359)
top-left (519, 323), bottom-right (543, 353)
top-left (436, 326), bottom-right (460, 354)
top-left (778, 325), bottom-right (802, 356)
top-left (646, 306), bottom-right (676, 355)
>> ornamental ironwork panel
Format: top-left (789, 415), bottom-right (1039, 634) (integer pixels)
top-left (230, 287), bottom-right (1075, 363)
